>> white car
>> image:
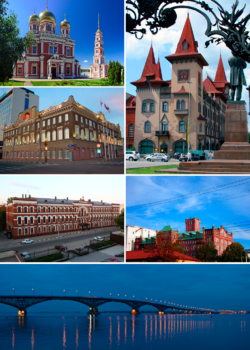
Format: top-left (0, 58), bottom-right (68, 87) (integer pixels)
top-left (22, 239), bottom-right (34, 244)
top-left (144, 154), bottom-right (154, 160)
top-left (97, 236), bottom-right (104, 241)
top-left (126, 151), bottom-right (138, 161)
top-left (20, 252), bottom-right (30, 260)
top-left (135, 152), bottom-right (140, 159)
top-left (147, 153), bottom-right (170, 162)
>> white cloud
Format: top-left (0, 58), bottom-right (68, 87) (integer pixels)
top-left (84, 60), bottom-right (88, 63)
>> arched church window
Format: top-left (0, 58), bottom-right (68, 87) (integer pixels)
top-left (150, 103), bottom-right (154, 112)
top-left (181, 100), bottom-right (186, 109)
top-left (145, 121), bottom-right (151, 133)
top-left (177, 100), bottom-right (181, 109)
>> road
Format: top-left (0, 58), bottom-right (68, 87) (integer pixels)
top-left (126, 158), bottom-right (179, 169)
top-left (0, 228), bottom-right (117, 254)
top-left (0, 158), bottom-right (124, 174)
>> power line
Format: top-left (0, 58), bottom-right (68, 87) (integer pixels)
top-left (127, 178), bottom-right (250, 210)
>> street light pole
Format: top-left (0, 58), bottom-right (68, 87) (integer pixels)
top-left (187, 81), bottom-right (193, 154)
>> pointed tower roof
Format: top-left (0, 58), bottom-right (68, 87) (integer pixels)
top-left (175, 14), bottom-right (198, 54)
top-left (213, 55), bottom-right (230, 93)
top-left (165, 14), bottom-right (208, 67)
top-left (131, 46), bottom-right (168, 88)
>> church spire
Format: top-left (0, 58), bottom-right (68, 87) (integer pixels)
top-left (175, 14), bottom-right (198, 54)
top-left (46, 0), bottom-right (48, 10)
top-left (98, 13), bottom-right (100, 30)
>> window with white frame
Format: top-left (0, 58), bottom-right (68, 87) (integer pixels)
top-left (64, 128), bottom-right (69, 139)
top-left (65, 114), bottom-right (69, 121)
top-left (75, 125), bottom-right (79, 138)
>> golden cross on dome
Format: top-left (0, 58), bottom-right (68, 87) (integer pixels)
top-left (46, 0), bottom-right (48, 10)
top-left (64, 13), bottom-right (66, 20)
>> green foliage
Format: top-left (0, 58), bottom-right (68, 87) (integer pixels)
top-left (221, 242), bottom-right (246, 262)
top-left (7, 197), bottom-right (13, 204)
top-left (121, 66), bottom-right (124, 83)
top-left (0, 0), bottom-right (35, 85)
top-left (126, 165), bottom-right (178, 174)
top-left (114, 210), bottom-right (124, 229)
top-left (30, 253), bottom-right (63, 262)
top-left (0, 206), bottom-right (6, 229)
top-left (194, 242), bottom-right (218, 262)
top-left (107, 61), bottom-right (123, 86)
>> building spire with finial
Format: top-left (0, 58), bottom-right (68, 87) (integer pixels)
top-left (64, 13), bottom-right (66, 20)
top-left (98, 13), bottom-right (100, 30)
top-left (34, 7), bottom-right (35, 14)
top-left (46, 0), bottom-right (48, 10)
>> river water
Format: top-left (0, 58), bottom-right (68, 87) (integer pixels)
top-left (0, 312), bottom-right (249, 350)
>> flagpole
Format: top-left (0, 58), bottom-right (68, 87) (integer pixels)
top-left (100, 99), bottom-right (106, 161)
top-left (111, 109), bottom-right (116, 159)
top-left (105, 105), bottom-right (111, 161)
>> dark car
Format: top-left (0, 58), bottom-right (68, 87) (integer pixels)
top-left (55, 244), bottom-right (65, 251)
top-left (174, 152), bottom-right (180, 159)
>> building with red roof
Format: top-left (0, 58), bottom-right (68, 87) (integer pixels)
top-left (128, 14), bottom-right (230, 154)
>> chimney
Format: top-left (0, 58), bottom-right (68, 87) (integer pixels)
top-left (55, 196), bottom-right (57, 200)
top-left (29, 195), bottom-right (31, 198)
top-left (101, 200), bottom-right (103, 203)
top-left (66, 197), bottom-right (68, 200)
top-left (25, 194), bottom-right (27, 198)
top-left (22, 194), bottom-right (24, 198)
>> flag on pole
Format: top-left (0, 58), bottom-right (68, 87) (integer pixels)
top-left (104, 104), bottom-right (110, 112)
top-left (100, 101), bottom-right (103, 106)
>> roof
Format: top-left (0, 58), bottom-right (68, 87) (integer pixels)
top-left (126, 250), bottom-right (200, 262)
top-left (161, 225), bottom-right (173, 232)
top-left (131, 46), bottom-right (168, 87)
top-left (214, 55), bottom-right (229, 84)
top-left (197, 114), bottom-right (206, 120)
top-left (165, 14), bottom-right (208, 67)
top-left (141, 237), bottom-right (156, 244)
top-left (203, 75), bottom-right (221, 94)
top-left (20, 197), bottom-right (112, 206)
top-left (173, 86), bottom-right (189, 94)
top-left (178, 230), bottom-right (203, 241)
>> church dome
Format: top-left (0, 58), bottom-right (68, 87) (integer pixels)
top-left (60, 19), bottom-right (70, 28)
top-left (39, 9), bottom-right (56, 23)
top-left (29, 13), bottom-right (40, 23)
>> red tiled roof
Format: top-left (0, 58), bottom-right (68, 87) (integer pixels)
top-left (173, 86), bottom-right (189, 94)
top-left (203, 76), bottom-right (221, 94)
top-left (126, 250), bottom-right (200, 262)
top-left (214, 55), bottom-right (229, 84)
top-left (197, 113), bottom-right (206, 120)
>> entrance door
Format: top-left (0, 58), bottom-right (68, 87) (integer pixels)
top-left (52, 67), bottom-right (56, 79)
top-left (139, 140), bottom-right (154, 155)
top-left (175, 141), bottom-right (187, 154)
top-left (160, 142), bottom-right (168, 154)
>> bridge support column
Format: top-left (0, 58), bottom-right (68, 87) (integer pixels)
top-left (131, 308), bottom-right (140, 315)
top-left (18, 310), bottom-right (26, 316)
top-left (87, 307), bottom-right (100, 316)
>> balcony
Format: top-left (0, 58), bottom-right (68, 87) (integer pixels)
top-left (174, 109), bottom-right (188, 116)
top-left (155, 130), bottom-right (170, 137)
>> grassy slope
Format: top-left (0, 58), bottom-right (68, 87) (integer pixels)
top-left (0, 81), bottom-right (24, 86)
top-left (126, 165), bottom-right (178, 174)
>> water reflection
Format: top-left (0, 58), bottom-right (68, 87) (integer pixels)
top-left (1, 314), bottom-right (249, 350)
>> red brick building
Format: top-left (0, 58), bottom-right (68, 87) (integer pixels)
top-left (126, 93), bottom-right (136, 149)
top-left (133, 217), bottom-right (233, 257)
top-left (6, 194), bottom-right (120, 239)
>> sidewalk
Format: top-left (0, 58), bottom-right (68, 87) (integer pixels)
top-left (0, 157), bottom-right (123, 164)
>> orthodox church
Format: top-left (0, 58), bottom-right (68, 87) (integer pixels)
top-left (127, 14), bottom-right (230, 155)
top-left (90, 15), bottom-right (109, 78)
top-left (13, 2), bottom-right (81, 79)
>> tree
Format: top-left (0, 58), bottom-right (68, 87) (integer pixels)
top-left (145, 235), bottom-right (185, 262)
top-left (221, 242), bottom-right (246, 262)
top-left (107, 60), bottom-right (114, 85)
top-left (0, 0), bottom-right (35, 84)
top-left (0, 206), bottom-right (6, 230)
top-left (121, 66), bottom-right (124, 84)
top-left (7, 197), bottom-right (13, 204)
top-left (114, 210), bottom-right (124, 229)
top-left (194, 242), bottom-right (218, 262)
top-left (114, 61), bottom-right (121, 85)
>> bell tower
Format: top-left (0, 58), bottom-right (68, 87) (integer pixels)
top-left (185, 217), bottom-right (200, 232)
top-left (93, 14), bottom-right (105, 65)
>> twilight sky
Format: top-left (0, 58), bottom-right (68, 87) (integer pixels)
top-left (7, 0), bottom-right (124, 67)
top-left (0, 264), bottom-right (249, 312)
top-left (126, 0), bottom-right (250, 124)
top-left (126, 176), bottom-right (250, 248)
top-left (0, 87), bottom-right (124, 137)
top-left (0, 175), bottom-right (124, 205)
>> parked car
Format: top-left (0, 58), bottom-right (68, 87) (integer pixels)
top-left (144, 154), bottom-right (154, 160)
top-left (97, 236), bottom-right (103, 241)
top-left (126, 151), bottom-right (138, 161)
top-left (20, 252), bottom-right (30, 260)
top-left (147, 153), bottom-right (171, 162)
top-left (22, 239), bottom-right (34, 244)
top-left (55, 244), bottom-right (65, 251)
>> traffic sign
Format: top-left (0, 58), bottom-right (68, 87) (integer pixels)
top-left (73, 144), bottom-right (77, 147)
top-left (68, 144), bottom-right (73, 147)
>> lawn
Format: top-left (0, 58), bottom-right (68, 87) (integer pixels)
top-left (90, 240), bottom-right (115, 249)
top-left (29, 253), bottom-right (63, 262)
top-left (31, 79), bottom-right (124, 87)
top-left (126, 165), bottom-right (178, 174)
top-left (0, 81), bottom-right (24, 86)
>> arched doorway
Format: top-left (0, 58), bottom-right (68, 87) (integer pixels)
top-left (174, 140), bottom-right (187, 154)
top-left (139, 139), bottom-right (155, 155)
top-left (160, 141), bottom-right (168, 154)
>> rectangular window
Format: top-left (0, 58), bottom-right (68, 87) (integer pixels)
top-left (33, 47), bottom-right (37, 54)
top-left (75, 114), bottom-right (78, 121)
top-left (89, 120), bottom-right (92, 127)
top-left (41, 150), bottom-right (45, 158)
top-left (36, 150), bottom-right (39, 158)
top-left (53, 117), bottom-right (56, 124)
top-left (81, 117), bottom-right (83, 124)
top-left (65, 114), bottom-right (69, 121)
top-left (18, 67), bottom-right (22, 74)
top-left (42, 121), bottom-right (45, 127)
top-left (142, 103), bottom-right (147, 112)
top-left (66, 67), bottom-right (70, 74)
top-left (21, 151), bottom-right (24, 158)
top-left (32, 66), bottom-right (36, 74)
top-left (47, 150), bottom-right (50, 158)
top-left (65, 149), bottom-right (69, 159)
top-left (54, 47), bottom-right (57, 53)
top-left (150, 103), bottom-right (154, 112)
top-left (49, 47), bottom-right (53, 54)
top-left (75, 126), bottom-right (80, 139)
top-left (52, 150), bottom-right (56, 159)
top-left (162, 102), bottom-right (168, 112)
top-left (58, 149), bottom-right (62, 159)
top-left (31, 150), bottom-right (33, 158)
top-left (67, 49), bottom-right (70, 56)
top-left (58, 116), bottom-right (62, 123)
top-left (47, 119), bottom-right (50, 126)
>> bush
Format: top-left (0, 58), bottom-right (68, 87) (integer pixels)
top-left (30, 253), bottom-right (63, 262)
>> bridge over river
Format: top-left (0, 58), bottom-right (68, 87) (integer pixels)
top-left (0, 295), bottom-right (224, 316)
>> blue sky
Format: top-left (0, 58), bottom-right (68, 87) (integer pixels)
top-left (126, 0), bottom-right (250, 122)
top-left (8, 0), bottom-right (124, 67)
top-left (0, 87), bottom-right (124, 136)
top-left (0, 175), bottom-right (124, 205)
top-left (126, 176), bottom-right (250, 249)
top-left (0, 265), bottom-right (250, 312)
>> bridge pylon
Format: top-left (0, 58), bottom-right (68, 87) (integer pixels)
top-left (18, 310), bottom-right (26, 316)
top-left (131, 308), bottom-right (140, 315)
top-left (87, 307), bottom-right (100, 316)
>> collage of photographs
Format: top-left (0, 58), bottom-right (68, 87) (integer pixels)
top-left (0, 0), bottom-right (249, 348)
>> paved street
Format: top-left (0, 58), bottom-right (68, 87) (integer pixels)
top-left (0, 227), bottom-right (118, 253)
top-left (0, 157), bottom-right (124, 174)
top-left (126, 158), bottom-right (179, 169)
